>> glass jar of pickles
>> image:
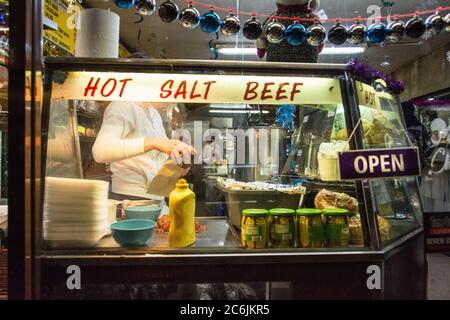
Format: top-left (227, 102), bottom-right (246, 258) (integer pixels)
top-left (268, 208), bottom-right (296, 248)
top-left (241, 209), bottom-right (268, 249)
top-left (323, 208), bottom-right (350, 248)
top-left (297, 208), bottom-right (324, 248)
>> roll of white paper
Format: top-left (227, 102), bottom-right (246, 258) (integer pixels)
top-left (75, 8), bottom-right (120, 58)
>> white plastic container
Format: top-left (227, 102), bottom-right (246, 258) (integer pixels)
top-left (317, 142), bottom-right (347, 182)
top-left (318, 155), bottom-right (340, 181)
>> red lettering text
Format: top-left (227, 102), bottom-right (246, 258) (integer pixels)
top-left (160, 79), bottom-right (174, 99)
top-left (189, 80), bottom-right (202, 99)
top-left (203, 81), bottom-right (217, 100)
top-left (174, 80), bottom-right (187, 99)
top-left (100, 78), bottom-right (117, 97)
top-left (276, 82), bottom-right (289, 100)
top-left (243, 82), bottom-right (259, 100)
top-left (261, 82), bottom-right (275, 100)
top-left (83, 77), bottom-right (101, 97)
top-left (290, 82), bottom-right (303, 101)
top-left (118, 78), bottom-right (133, 97)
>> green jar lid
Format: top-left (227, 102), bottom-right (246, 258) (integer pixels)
top-left (296, 208), bottom-right (322, 216)
top-left (268, 208), bottom-right (296, 216)
top-left (322, 208), bottom-right (350, 215)
top-left (242, 209), bottom-right (269, 216)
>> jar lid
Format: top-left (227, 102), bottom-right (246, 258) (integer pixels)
top-left (242, 209), bottom-right (269, 216)
top-left (269, 208), bottom-right (296, 215)
top-left (323, 208), bottom-right (350, 215)
top-left (296, 208), bottom-right (322, 216)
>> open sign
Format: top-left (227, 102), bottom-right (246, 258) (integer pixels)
top-left (338, 147), bottom-right (421, 180)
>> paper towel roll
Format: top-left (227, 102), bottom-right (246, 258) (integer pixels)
top-left (75, 9), bottom-right (120, 58)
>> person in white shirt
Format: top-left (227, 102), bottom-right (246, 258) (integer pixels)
top-left (202, 135), bottom-right (222, 166)
top-left (92, 101), bottom-right (193, 214)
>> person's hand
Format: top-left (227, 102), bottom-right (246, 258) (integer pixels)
top-left (144, 137), bottom-right (195, 165)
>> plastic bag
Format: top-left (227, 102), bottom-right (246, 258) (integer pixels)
top-left (314, 189), bottom-right (359, 213)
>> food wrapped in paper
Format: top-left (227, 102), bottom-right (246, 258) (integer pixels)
top-left (349, 214), bottom-right (391, 245)
top-left (377, 215), bottom-right (391, 242)
top-left (314, 189), bottom-right (358, 213)
top-left (349, 215), bottom-right (364, 245)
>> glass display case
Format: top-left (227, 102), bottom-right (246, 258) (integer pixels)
top-left (38, 58), bottom-right (426, 299)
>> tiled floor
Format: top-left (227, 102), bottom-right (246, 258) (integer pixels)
top-left (427, 253), bottom-right (450, 300)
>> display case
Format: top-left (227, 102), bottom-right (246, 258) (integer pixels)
top-left (38, 58), bottom-right (426, 299)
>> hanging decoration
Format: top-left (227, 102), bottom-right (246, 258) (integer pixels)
top-left (179, 3), bottom-right (201, 29)
top-left (425, 13), bottom-right (445, 35)
top-left (367, 23), bottom-right (387, 44)
top-left (307, 22), bottom-right (326, 46)
top-left (405, 15), bottom-right (426, 39)
top-left (380, 56), bottom-right (391, 68)
top-left (412, 99), bottom-right (450, 109)
top-left (200, 9), bottom-right (222, 33)
top-left (346, 59), bottom-right (404, 94)
top-left (208, 32), bottom-right (219, 59)
top-left (221, 12), bottom-right (240, 36)
top-left (135, 0), bottom-right (156, 16)
top-left (0, 12), bottom-right (7, 26)
top-left (123, 0), bottom-right (450, 51)
top-left (381, 1), bottom-right (395, 7)
top-left (386, 19), bottom-right (405, 43)
top-left (347, 21), bottom-right (367, 45)
top-left (243, 16), bottom-right (263, 40)
top-left (285, 21), bottom-right (308, 46)
top-left (158, 0), bottom-right (179, 23)
top-left (114, 0), bottom-right (135, 10)
top-left (275, 105), bottom-right (296, 130)
top-left (265, 19), bottom-right (285, 44)
top-left (445, 13), bottom-right (450, 32)
top-left (327, 22), bottom-right (348, 45)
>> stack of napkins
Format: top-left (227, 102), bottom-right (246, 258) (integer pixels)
top-left (43, 177), bottom-right (109, 248)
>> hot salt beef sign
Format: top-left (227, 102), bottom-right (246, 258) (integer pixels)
top-left (51, 72), bottom-right (342, 105)
top-left (338, 147), bottom-right (421, 180)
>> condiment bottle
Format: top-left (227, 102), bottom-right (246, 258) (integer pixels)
top-left (169, 179), bottom-right (196, 247)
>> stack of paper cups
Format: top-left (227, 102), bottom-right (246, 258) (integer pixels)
top-left (75, 8), bottom-right (120, 58)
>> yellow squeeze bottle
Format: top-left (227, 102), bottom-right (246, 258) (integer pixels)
top-left (169, 179), bottom-right (196, 247)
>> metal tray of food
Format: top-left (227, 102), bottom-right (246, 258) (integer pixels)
top-left (216, 185), bottom-right (303, 229)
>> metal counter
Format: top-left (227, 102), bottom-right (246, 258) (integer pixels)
top-left (98, 217), bottom-right (240, 249)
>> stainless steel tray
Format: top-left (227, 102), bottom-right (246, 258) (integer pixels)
top-left (216, 185), bottom-right (303, 228)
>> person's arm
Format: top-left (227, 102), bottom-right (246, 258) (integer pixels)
top-left (92, 103), bottom-right (145, 163)
top-left (92, 102), bottom-right (194, 164)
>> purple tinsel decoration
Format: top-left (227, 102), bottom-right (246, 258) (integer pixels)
top-left (412, 99), bottom-right (450, 108)
top-left (346, 58), bottom-right (405, 95)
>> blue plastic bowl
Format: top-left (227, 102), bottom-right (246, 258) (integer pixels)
top-left (110, 219), bottom-right (156, 247)
top-left (125, 205), bottom-right (161, 221)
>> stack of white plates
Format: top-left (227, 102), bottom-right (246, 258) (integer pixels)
top-left (44, 177), bottom-right (109, 248)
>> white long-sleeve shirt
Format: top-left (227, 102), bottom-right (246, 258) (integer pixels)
top-left (92, 101), bottom-right (169, 202)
